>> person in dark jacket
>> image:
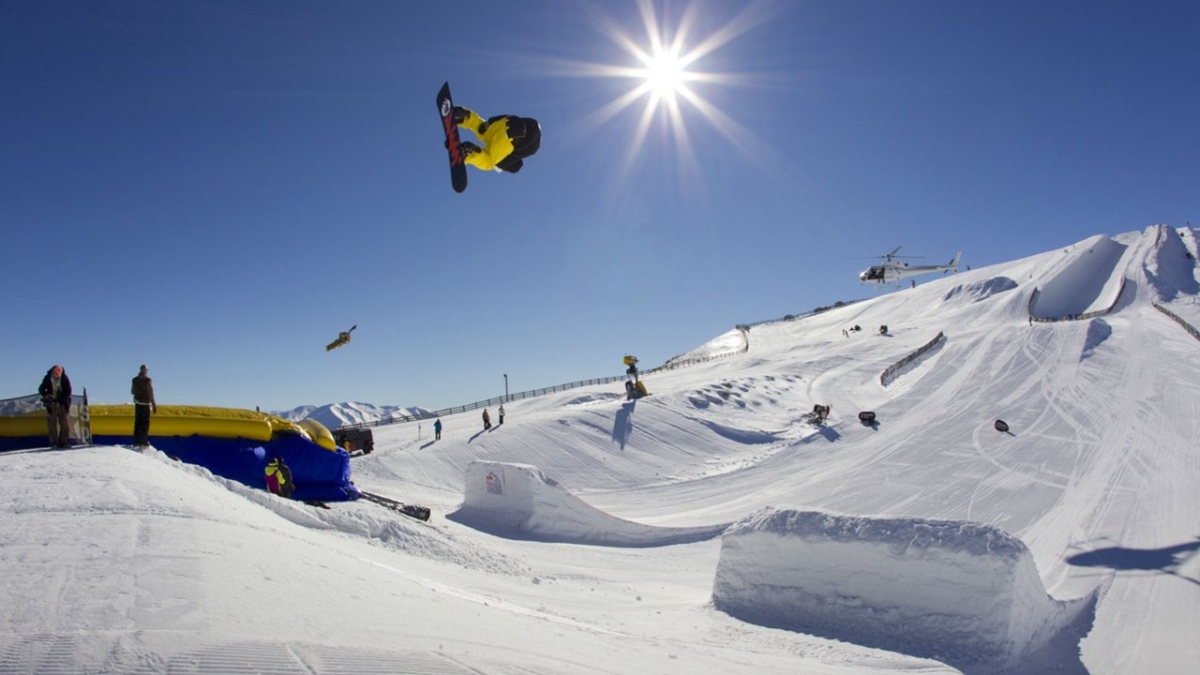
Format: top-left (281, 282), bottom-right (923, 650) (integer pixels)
top-left (482, 408), bottom-right (492, 431)
top-left (450, 106), bottom-right (541, 174)
top-left (38, 365), bottom-right (72, 448)
top-left (131, 364), bottom-right (158, 448)
top-left (434, 416), bottom-right (442, 441)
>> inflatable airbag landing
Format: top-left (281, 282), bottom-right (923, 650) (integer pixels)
top-left (84, 434), bottom-right (358, 503)
top-left (712, 508), bottom-right (1095, 671)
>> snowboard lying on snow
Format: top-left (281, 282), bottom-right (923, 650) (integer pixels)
top-left (359, 490), bottom-right (432, 521)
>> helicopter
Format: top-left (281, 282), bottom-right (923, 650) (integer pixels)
top-left (859, 247), bottom-right (962, 285)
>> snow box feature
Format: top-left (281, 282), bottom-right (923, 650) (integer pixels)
top-left (449, 461), bottom-right (729, 547)
top-left (711, 508), bottom-right (1095, 672)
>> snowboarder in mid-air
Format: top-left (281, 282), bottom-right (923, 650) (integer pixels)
top-left (450, 105), bottom-right (542, 174)
top-left (326, 325), bottom-right (357, 352)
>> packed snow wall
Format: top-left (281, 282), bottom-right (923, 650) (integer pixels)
top-left (1030, 235), bottom-right (1128, 319)
top-left (450, 461), bottom-right (728, 546)
top-left (712, 508), bottom-right (1095, 672)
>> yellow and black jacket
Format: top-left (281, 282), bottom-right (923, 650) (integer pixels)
top-left (457, 108), bottom-right (541, 173)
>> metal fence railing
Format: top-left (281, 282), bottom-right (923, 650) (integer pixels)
top-left (340, 300), bottom-right (897, 433)
top-left (737, 299), bottom-right (862, 331)
top-left (338, 328), bottom-right (755, 433)
top-left (336, 375), bottom-right (630, 432)
top-left (880, 332), bottom-right (946, 386)
top-left (658, 326), bottom-right (750, 371)
top-left (1153, 303), bottom-right (1200, 343)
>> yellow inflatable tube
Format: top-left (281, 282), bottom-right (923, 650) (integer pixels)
top-left (0, 412), bottom-right (51, 438)
top-left (89, 405), bottom-right (304, 444)
top-left (296, 418), bottom-right (337, 451)
top-left (2, 404), bottom-right (337, 451)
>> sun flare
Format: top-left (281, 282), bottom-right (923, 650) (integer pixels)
top-left (553, 0), bottom-right (779, 186)
top-left (640, 46), bottom-right (689, 101)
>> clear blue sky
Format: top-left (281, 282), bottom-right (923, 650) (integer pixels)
top-left (3, 0), bottom-right (1196, 412)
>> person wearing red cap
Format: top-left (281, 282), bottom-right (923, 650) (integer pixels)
top-left (37, 365), bottom-right (72, 448)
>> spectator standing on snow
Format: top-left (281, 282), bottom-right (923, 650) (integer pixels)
top-left (498, 403), bottom-right (505, 425)
top-left (434, 416), bottom-right (442, 440)
top-left (38, 365), bottom-right (72, 448)
top-left (482, 408), bottom-right (492, 431)
top-left (131, 364), bottom-right (158, 448)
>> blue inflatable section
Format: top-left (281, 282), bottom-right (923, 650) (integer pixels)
top-left (0, 437), bottom-right (41, 453)
top-left (93, 433), bottom-right (360, 502)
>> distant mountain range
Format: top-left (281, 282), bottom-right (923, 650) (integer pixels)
top-left (274, 401), bottom-right (431, 431)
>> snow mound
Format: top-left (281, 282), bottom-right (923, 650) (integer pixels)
top-left (1031, 236), bottom-right (1127, 319)
top-left (1081, 319), bottom-right (1113, 360)
top-left (943, 276), bottom-right (1019, 303)
top-left (665, 327), bottom-right (747, 364)
top-left (711, 508), bottom-right (1096, 674)
top-left (1144, 225), bottom-right (1200, 300)
top-left (449, 461), bottom-right (730, 546)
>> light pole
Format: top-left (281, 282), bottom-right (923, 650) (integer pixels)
top-left (504, 373), bottom-right (509, 402)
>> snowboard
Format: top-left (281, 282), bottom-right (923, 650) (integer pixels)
top-left (359, 489), bottom-right (432, 522)
top-left (437, 81), bottom-right (468, 193)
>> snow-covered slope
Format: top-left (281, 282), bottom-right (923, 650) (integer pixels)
top-left (2, 226), bottom-right (1197, 675)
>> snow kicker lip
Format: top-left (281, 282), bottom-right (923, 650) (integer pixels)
top-left (448, 461), bottom-right (730, 547)
top-left (712, 507), bottom-right (1098, 674)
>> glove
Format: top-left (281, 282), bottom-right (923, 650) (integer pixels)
top-left (452, 106), bottom-right (468, 125)
top-left (152, 404), bottom-right (158, 414)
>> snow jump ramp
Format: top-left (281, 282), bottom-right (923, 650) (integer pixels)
top-left (712, 508), bottom-right (1096, 675)
top-left (1031, 235), bottom-right (1128, 320)
top-left (448, 461), bottom-right (730, 546)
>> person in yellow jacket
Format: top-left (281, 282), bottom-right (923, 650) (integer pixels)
top-left (451, 106), bottom-right (541, 173)
top-left (264, 457), bottom-right (294, 499)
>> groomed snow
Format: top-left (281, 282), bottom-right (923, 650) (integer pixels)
top-left (1, 225), bottom-right (1197, 674)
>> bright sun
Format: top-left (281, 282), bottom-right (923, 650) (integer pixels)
top-left (640, 46), bottom-right (689, 100)
top-left (555, 0), bottom-right (778, 184)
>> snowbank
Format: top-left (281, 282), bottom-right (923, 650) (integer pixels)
top-left (449, 461), bottom-right (729, 546)
top-left (1144, 225), bottom-right (1200, 301)
top-left (942, 276), bottom-right (1019, 303)
top-left (712, 508), bottom-right (1095, 673)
